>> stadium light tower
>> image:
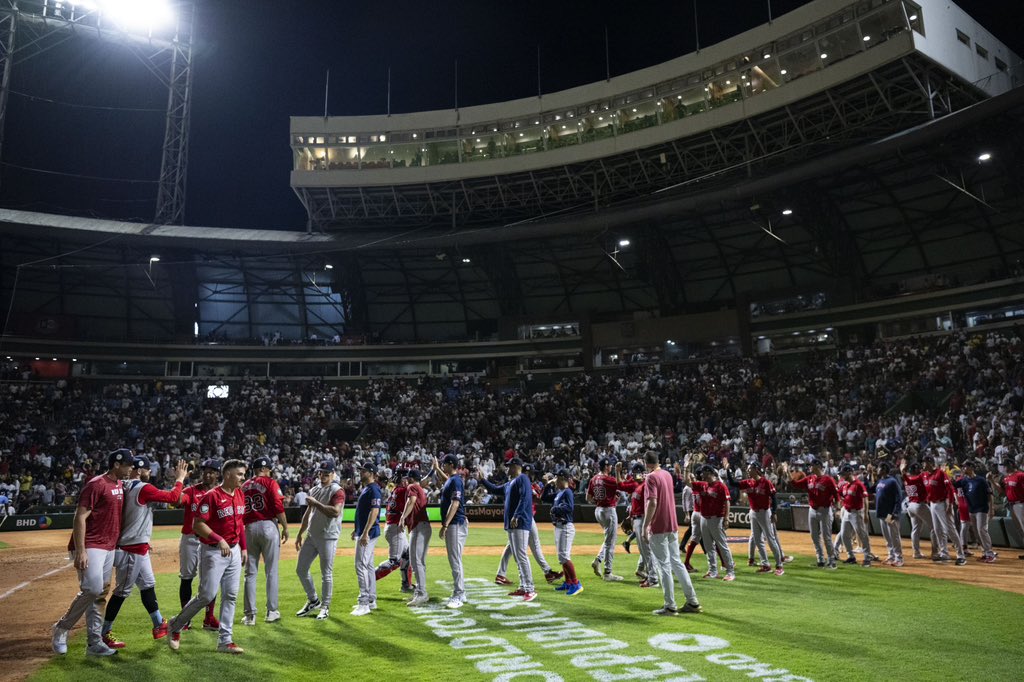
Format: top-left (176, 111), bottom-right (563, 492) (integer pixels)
top-left (0, 0), bottom-right (196, 225)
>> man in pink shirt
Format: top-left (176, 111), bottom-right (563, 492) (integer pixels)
top-left (641, 451), bottom-right (701, 617)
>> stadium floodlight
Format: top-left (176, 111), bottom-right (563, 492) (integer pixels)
top-left (69, 0), bottom-right (176, 32)
top-left (461, 257), bottom-right (471, 264)
top-left (324, 263), bottom-right (334, 269)
top-left (149, 254), bottom-right (161, 262)
top-left (618, 239), bottom-right (630, 247)
top-left (977, 152), bottom-right (992, 162)
top-left (782, 208), bottom-right (793, 216)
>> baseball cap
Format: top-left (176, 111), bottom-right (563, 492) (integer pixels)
top-left (132, 456), bottom-right (150, 469)
top-left (631, 463), bottom-right (645, 474)
top-left (507, 457), bottom-right (524, 467)
top-left (252, 456), bottom-right (272, 470)
top-left (699, 464), bottom-right (717, 476)
top-left (360, 461), bottom-right (377, 475)
top-left (392, 469), bottom-right (409, 482)
top-left (201, 458), bottom-right (222, 471)
top-left (108, 449), bottom-right (132, 468)
top-left (598, 457), bottom-right (611, 469)
top-left (442, 454), bottom-right (459, 467)
top-left (406, 469), bottom-right (422, 482)
top-left (555, 467), bottom-right (570, 478)
top-left (523, 462), bottom-right (534, 473)
top-left (840, 464), bottom-right (854, 473)
top-left (318, 459), bottom-right (336, 473)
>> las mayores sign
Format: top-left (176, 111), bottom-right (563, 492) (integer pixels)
top-left (418, 578), bottom-right (813, 682)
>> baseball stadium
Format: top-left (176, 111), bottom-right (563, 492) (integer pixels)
top-left (1, 0), bottom-right (1024, 680)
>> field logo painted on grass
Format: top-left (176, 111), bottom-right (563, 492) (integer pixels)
top-left (418, 578), bottom-right (813, 682)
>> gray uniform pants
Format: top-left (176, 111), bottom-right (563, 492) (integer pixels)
top-left (112, 550), bottom-right (156, 598)
top-left (929, 501), bottom-right (964, 559)
top-left (840, 509), bottom-right (872, 558)
top-left (56, 548), bottom-right (114, 647)
top-left (553, 523), bottom-right (575, 565)
top-left (409, 521), bottom-right (431, 599)
top-left (808, 507), bottom-right (835, 563)
top-left (296, 534), bottom-right (338, 608)
top-left (1010, 503), bottom-right (1024, 541)
top-left (385, 522), bottom-right (408, 560)
top-left (178, 533), bottom-right (201, 580)
top-left (878, 513), bottom-right (903, 561)
top-left (907, 502), bottom-right (933, 555)
top-left (750, 509), bottom-right (784, 567)
top-left (701, 516), bottom-right (735, 574)
top-left (633, 517), bottom-right (657, 583)
top-left (170, 544), bottom-right (241, 646)
top-left (444, 522), bottom-right (469, 601)
top-left (508, 528), bottom-right (535, 592)
top-left (499, 519), bottom-right (551, 575)
top-left (649, 532), bottom-right (699, 610)
top-left (244, 519), bottom-right (281, 616)
top-left (354, 535), bottom-right (378, 606)
top-left (970, 512), bottom-right (993, 556)
top-left (594, 506), bottom-right (618, 574)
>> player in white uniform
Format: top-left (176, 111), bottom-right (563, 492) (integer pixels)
top-left (295, 459), bottom-right (346, 621)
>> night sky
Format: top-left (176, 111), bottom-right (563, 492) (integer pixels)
top-left (1, 0), bottom-right (1020, 231)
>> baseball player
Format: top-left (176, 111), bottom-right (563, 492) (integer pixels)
top-left (51, 449), bottom-right (134, 657)
top-left (168, 459), bottom-right (248, 654)
top-left (587, 458), bottom-right (624, 581)
top-left (623, 464), bottom-right (657, 587)
top-left (100, 456), bottom-right (189, 649)
top-left (295, 459), bottom-right (345, 621)
top-left (642, 451), bottom-right (701, 616)
top-left (837, 465), bottom-right (873, 567)
top-left (399, 468), bottom-right (431, 607)
top-left (735, 462), bottom-right (785, 575)
top-left (994, 457), bottom-right (1024, 560)
top-left (550, 467), bottom-right (582, 595)
top-left (483, 457), bottom-right (538, 601)
top-left (953, 461), bottom-right (995, 563)
top-left (789, 458), bottom-right (839, 568)
top-left (874, 462), bottom-right (904, 567)
top-left (690, 465), bottom-right (736, 581)
top-left (436, 454), bottom-right (469, 609)
top-left (922, 455), bottom-right (967, 565)
top-left (375, 469), bottom-right (413, 593)
top-left (178, 459), bottom-right (222, 631)
top-left (241, 456), bottom-right (289, 626)
top-left (491, 463), bottom-right (560, 586)
top-left (351, 462), bottom-right (382, 616)
top-left (900, 460), bottom-right (935, 559)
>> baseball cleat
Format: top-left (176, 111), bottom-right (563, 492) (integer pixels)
top-left (316, 608), bottom-right (331, 620)
top-left (508, 588), bottom-right (527, 597)
top-left (494, 575), bottom-right (512, 586)
top-left (843, 557), bottom-right (858, 565)
top-left (684, 563), bottom-right (696, 573)
top-left (981, 556), bottom-right (996, 564)
top-left (635, 570), bottom-right (648, 579)
top-left (702, 572), bottom-right (719, 579)
top-left (153, 620), bottom-right (169, 640)
top-left (747, 558), bottom-right (756, 567)
top-left (544, 570), bottom-right (563, 583)
top-left (445, 598), bottom-right (464, 609)
top-left (783, 556), bottom-right (794, 564)
top-left (217, 643), bottom-right (245, 655)
top-left (369, 601), bottom-right (378, 610)
top-left (168, 632), bottom-right (181, 651)
top-left (102, 632), bottom-right (126, 649)
top-left (401, 584), bottom-right (415, 593)
top-left (296, 599), bottom-right (321, 617)
top-left (203, 616), bottom-right (221, 631)
top-left (603, 574), bottom-right (624, 582)
top-left (351, 605), bottom-right (371, 617)
top-left (265, 610), bottom-right (281, 623)
top-left (722, 573), bottom-right (736, 582)
top-left (522, 592), bottom-right (538, 602)
top-left (827, 561), bottom-right (837, 570)
top-left (892, 560), bottom-right (904, 567)
top-left (773, 567), bottom-right (785, 576)
top-left (86, 642), bottom-right (118, 657)
top-left (591, 559), bottom-right (602, 577)
top-left (862, 560), bottom-right (872, 568)
top-left (566, 583), bottom-right (584, 596)
top-left (242, 615), bottom-right (256, 626)
top-left (622, 540), bottom-right (632, 554)
top-left (51, 625), bottom-right (69, 655)
top-left (406, 595), bottom-right (429, 607)
top-left (554, 582), bottom-right (569, 592)
top-left (639, 580), bottom-right (657, 588)
top-left (913, 552), bottom-right (926, 559)
top-left (681, 602), bottom-right (703, 614)
top-left (756, 565), bottom-right (771, 573)
top-left (652, 606), bottom-right (678, 616)
top-left (955, 557), bottom-right (967, 566)
top-left (816, 561), bottom-right (825, 568)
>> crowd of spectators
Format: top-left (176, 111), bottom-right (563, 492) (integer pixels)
top-left (1, 327), bottom-right (1022, 517)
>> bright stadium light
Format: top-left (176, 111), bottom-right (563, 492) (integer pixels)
top-left (782, 208), bottom-right (793, 216)
top-left (70, 0), bottom-right (176, 32)
top-left (977, 152), bottom-right (992, 162)
top-left (618, 239), bottom-right (630, 247)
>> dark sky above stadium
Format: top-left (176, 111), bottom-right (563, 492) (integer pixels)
top-left (1, 0), bottom-right (1020, 232)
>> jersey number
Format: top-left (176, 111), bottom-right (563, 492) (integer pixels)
top-left (245, 494), bottom-right (266, 514)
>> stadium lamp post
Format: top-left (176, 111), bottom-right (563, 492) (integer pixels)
top-left (0, 0), bottom-right (195, 225)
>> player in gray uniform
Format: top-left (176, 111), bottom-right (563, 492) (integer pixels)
top-left (433, 454), bottom-right (470, 609)
top-left (241, 457), bottom-right (289, 626)
top-left (495, 463), bottom-right (560, 586)
top-left (101, 457), bottom-right (189, 647)
top-left (295, 459), bottom-right (346, 621)
top-left (178, 458), bottom-right (222, 631)
top-left (400, 469), bottom-right (431, 607)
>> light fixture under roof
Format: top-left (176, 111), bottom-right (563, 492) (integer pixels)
top-left (908, 13), bottom-right (918, 21)
top-left (149, 254), bottom-right (161, 262)
top-left (461, 257), bottom-right (471, 264)
top-left (782, 209), bottom-right (793, 216)
top-left (978, 152), bottom-right (992, 162)
top-left (618, 238), bottom-right (630, 247)
top-left (820, 53), bottom-right (828, 59)
top-left (863, 35), bottom-right (872, 41)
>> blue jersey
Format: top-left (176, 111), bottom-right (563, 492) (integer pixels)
top-left (874, 476), bottom-right (902, 518)
top-left (482, 473), bottom-right (533, 531)
top-left (551, 487), bottom-right (575, 525)
top-left (954, 475), bottom-right (990, 513)
top-left (354, 482), bottom-right (382, 539)
top-left (441, 475), bottom-right (467, 525)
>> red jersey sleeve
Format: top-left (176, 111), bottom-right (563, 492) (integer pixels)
top-left (270, 479), bottom-right (285, 516)
top-left (619, 479), bottom-right (640, 494)
top-left (791, 476), bottom-right (809, 491)
top-left (138, 481), bottom-right (184, 506)
top-left (738, 479), bottom-right (754, 490)
top-left (331, 489), bottom-right (346, 506)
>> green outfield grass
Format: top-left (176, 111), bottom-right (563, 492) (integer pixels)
top-left (34, 528), bottom-right (1024, 682)
top-left (0, 540), bottom-right (9, 549)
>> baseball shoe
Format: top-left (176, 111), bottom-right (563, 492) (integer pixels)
top-left (702, 571), bottom-right (719, 579)
top-left (681, 602), bottom-right (703, 614)
top-left (401, 584), bottom-right (415, 593)
top-left (315, 608), bottom-right (331, 620)
top-left (406, 595), bottom-right (430, 607)
top-left (639, 580), bottom-right (657, 588)
top-left (522, 592), bottom-right (538, 602)
top-left (933, 556), bottom-right (950, 562)
top-left (591, 559), bottom-right (602, 577)
top-left (168, 632), bottom-right (181, 651)
top-left (566, 583), bottom-right (584, 597)
top-left (892, 559), bottom-right (904, 567)
top-left (554, 581), bottom-right (569, 592)
top-left (180, 623), bottom-right (191, 632)
top-left (722, 573), bottom-right (736, 582)
top-left (152, 620), bottom-right (169, 640)
top-left (747, 558), bottom-right (755, 567)
top-left (296, 599), bottom-right (321, 617)
top-left (622, 540), bottom-right (632, 554)
top-left (981, 555), bottom-right (997, 564)
top-left (603, 573), bottom-right (624, 582)
top-left (843, 557), bottom-right (857, 565)
top-left (51, 625), bottom-right (69, 655)
top-left (203, 615), bottom-right (221, 631)
top-left (445, 598), bottom-right (464, 609)
top-left (265, 610), bottom-right (281, 623)
top-left (635, 570), bottom-right (648, 579)
top-left (508, 588), bottom-right (527, 597)
top-left (815, 561), bottom-right (824, 568)
top-left (86, 642), bottom-right (118, 657)
top-left (783, 555), bottom-right (794, 564)
top-left (862, 559), bottom-right (872, 568)
top-left (242, 615), bottom-right (256, 626)
top-left (217, 642), bottom-right (245, 655)
top-left (827, 561), bottom-right (837, 570)
top-left (102, 632), bottom-right (126, 649)
top-left (774, 567), bottom-right (785, 576)
top-left (544, 570), bottom-right (563, 583)
top-left (350, 605), bottom-right (371, 617)
top-left (756, 565), bottom-right (771, 573)
top-left (494, 574), bottom-right (513, 586)
top-left (955, 557), bottom-right (967, 566)
top-left (369, 601), bottom-right (378, 610)
top-left (652, 606), bottom-right (678, 616)
top-left (1017, 555), bottom-right (1024, 560)
top-left (964, 550), bottom-right (974, 557)
top-left (684, 563), bottom-right (696, 573)
top-left (913, 552), bottom-right (926, 559)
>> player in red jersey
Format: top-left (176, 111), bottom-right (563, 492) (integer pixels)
top-left (168, 459), bottom-right (248, 654)
top-left (690, 465), bottom-right (736, 580)
top-left (789, 458), bottom-right (839, 568)
top-left (922, 455), bottom-right (966, 565)
top-left (376, 470), bottom-right (413, 592)
top-left (621, 463), bottom-right (656, 587)
top-left (52, 449), bottom-right (135, 657)
top-left (178, 459), bottom-right (222, 631)
top-left (994, 457), bottom-right (1024, 560)
top-left (900, 460), bottom-right (934, 559)
top-left (400, 469), bottom-right (431, 606)
top-left (735, 462), bottom-right (786, 575)
top-left (241, 456), bottom-right (288, 626)
top-left (587, 458), bottom-right (624, 581)
top-left (837, 465), bottom-right (873, 567)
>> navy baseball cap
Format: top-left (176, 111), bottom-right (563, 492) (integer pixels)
top-left (631, 463), bottom-right (645, 474)
top-left (508, 457), bottom-right (524, 467)
top-left (406, 469), bottom-right (422, 482)
top-left (360, 461), bottom-right (377, 475)
top-left (132, 456), bottom-right (150, 469)
top-left (555, 467), bottom-right (570, 478)
top-left (442, 454), bottom-right (459, 467)
top-left (201, 458), bottom-right (222, 471)
top-left (523, 462), bottom-right (534, 473)
top-left (392, 469), bottom-right (409, 482)
top-left (699, 464), bottom-right (717, 476)
top-left (840, 464), bottom-right (854, 473)
top-left (598, 457), bottom-right (611, 469)
top-left (252, 456), bottom-right (272, 470)
top-left (108, 449), bottom-right (132, 468)
top-left (318, 459), bottom-right (336, 473)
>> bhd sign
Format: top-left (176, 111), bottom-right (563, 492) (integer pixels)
top-left (2, 514), bottom-right (73, 532)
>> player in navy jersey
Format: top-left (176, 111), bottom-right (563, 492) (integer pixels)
top-left (351, 463), bottom-right (382, 616)
top-left (551, 468), bottom-right (582, 596)
top-left (435, 455), bottom-right (469, 608)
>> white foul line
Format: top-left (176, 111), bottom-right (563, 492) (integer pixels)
top-left (0, 562), bottom-right (73, 601)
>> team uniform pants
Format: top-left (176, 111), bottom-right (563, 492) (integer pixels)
top-left (507, 528), bottom-right (535, 592)
top-left (750, 509), bottom-right (784, 567)
top-left (929, 501), bottom-right (965, 560)
top-left (178, 534), bottom-right (201, 580)
top-left (633, 517), bottom-right (657, 584)
top-left (409, 521), bottom-right (431, 599)
top-left (170, 544), bottom-right (241, 646)
top-left (1010, 503), bottom-right (1024, 541)
top-left (244, 520), bottom-right (281, 617)
top-left (594, 506), bottom-right (618, 574)
top-left (444, 522), bottom-right (469, 602)
top-left (649, 531), bottom-right (699, 611)
top-left (385, 522), bottom-right (408, 561)
top-left (554, 523), bottom-right (575, 565)
top-left (808, 506), bottom-right (835, 563)
top-left (56, 548), bottom-right (115, 647)
top-left (700, 516), bottom-right (734, 575)
top-left (112, 550), bottom-right (156, 598)
top-left (840, 509), bottom-right (872, 559)
top-left (354, 535), bottom-right (378, 607)
top-left (878, 513), bottom-right (904, 562)
top-left (498, 520), bottom-right (551, 576)
top-left (969, 512), bottom-right (993, 557)
top-left (907, 502), bottom-right (933, 556)
top-left (296, 534), bottom-right (338, 608)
